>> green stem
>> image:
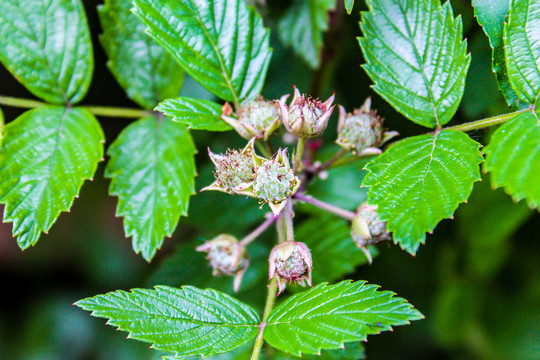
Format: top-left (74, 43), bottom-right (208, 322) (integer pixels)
top-left (256, 140), bottom-right (271, 158)
top-left (443, 108), bottom-right (531, 133)
top-left (0, 95), bottom-right (151, 118)
top-left (250, 278), bottom-right (277, 360)
top-left (284, 198), bottom-right (295, 242)
top-left (250, 216), bottom-right (288, 360)
top-left (294, 138), bottom-right (306, 172)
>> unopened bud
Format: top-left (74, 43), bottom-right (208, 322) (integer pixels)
top-left (222, 97), bottom-right (281, 140)
top-left (196, 234), bottom-right (249, 292)
top-left (336, 98), bottom-right (398, 155)
top-left (277, 86), bottom-right (335, 138)
top-left (351, 202), bottom-right (391, 263)
top-left (268, 241), bottom-right (312, 295)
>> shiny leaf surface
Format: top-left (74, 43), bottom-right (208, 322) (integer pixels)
top-left (98, 0), bottom-right (184, 109)
top-left (132, 0), bottom-right (272, 104)
top-left (362, 130), bottom-right (483, 254)
top-left (359, 0), bottom-right (470, 128)
top-left (0, 0), bottom-right (93, 104)
top-left (105, 117), bottom-right (196, 261)
top-left (75, 286), bottom-right (260, 357)
top-left (0, 106), bottom-right (104, 249)
top-left (484, 111), bottom-right (540, 210)
top-left (156, 97), bottom-right (231, 131)
top-left (504, 0), bottom-right (540, 105)
top-left (472, 0), bottom-right (524, 108)
top-left (264, 281), bottom-right (423, 356)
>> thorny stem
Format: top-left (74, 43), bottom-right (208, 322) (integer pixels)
top-left (293, 138), bottom-right (306, 172)
top-left (239, 214), bottom-right (278, 246)
top-left (250, 215), bottom-right (287, 360)
top-left (294, 193), bottom-right (355, 221)
top-left (0, 95), bottom-right (152, 118)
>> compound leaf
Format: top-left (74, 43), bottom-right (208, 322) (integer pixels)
top-left (132, 0), bottom-right (272, 104)
top-left (472, 0), bottom-right (524, 108)
top-left (0, 106), bottom-right (104, 249)
top-left (0, 0), bottom-right (93, 104)
top-left (156, 97), bottom-right (231, 131)
top-left (504, 0), bottom-right (540, 106)
top-left (105, 117), bottom-right (196, 261)
top-left (484, 111), bottom-right (540, 210)
top-left (359, 0), bottom-right (470, 128)
top-left (362, 130), bottom-right (483, 254)
top-left (98, 0), bottom-right (184, 109)
top-left (278, 0), bottom-right (336, 69)
top-left (264, 280), bottom-right (423, 356)
top-left (75, 285), bottom-right (260, 358)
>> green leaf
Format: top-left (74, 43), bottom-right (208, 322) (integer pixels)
top-left (345, 0), bottom-right (354, 15)
top-left (504, 0), bottom-right (540, 106)
top-left (278, 0), bottom-right (335, 69)
top-left (0, 107), bottom-right (3, 147)
top-left (472, 0), bottom-right (524, 108)
top-left (105, 117), bottom-right (196, 261)
top-left (264, 280), bottom-right (423, 356)
top-left (75, 285), bottom-right (260, 358)
top-left (484, 111), bottom-right (540, 210)
top-left (0, 106), bottom-right (104, 249)
top-left (295, 213), bottom-right (373, 284)
top-left (274, 341), bottom-right (365, 360)
top-left (156, 97), bottom-right (231, 131)
top-left (359, 0), bottom-right (470, 128)
top-left (362, 130), bottom-right (483, 254)
top-left (0, 0), bottom-right (93, 104)
top-left (98, 0), bottom-right (184, 110)
top-left (132, 0), bottom-right (272, 104)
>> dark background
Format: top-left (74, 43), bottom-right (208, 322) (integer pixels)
top-left (0, 0), bottom-right (538, 359)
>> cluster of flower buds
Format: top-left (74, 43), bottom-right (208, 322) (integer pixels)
top-left (203, 139), bottom-right (300, 215)
top-left (268, 241), bottom-right (313, 295)
top-left (196, 234), bottom-right (249, 292)
top-left (336, 97), bottom-right (398, 156)
top-left (221, 96), bottom-right (281, 141)
top-left (277, 86), bottom-right (335, 138)
top-left (351, 202), bottom-right (392, 263)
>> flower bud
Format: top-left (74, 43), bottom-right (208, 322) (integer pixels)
top-left (351, 202), bottom-right (391, 263)
top-left (196, 234), bottom-right (249, 292)
top-left (268, 241), bottom-right (313, 295)
top-left (277, 86), bottom-right (335, 138)
top-left (221, 97), bottom-right (281, 140)
top-left (252, 149), bottom-right (300, 215)
top-left (202, 139), bottom-right (258, 194)
top-left (336, 98), bottom-right (398, 155)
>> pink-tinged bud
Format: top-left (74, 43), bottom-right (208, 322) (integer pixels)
top-left (196, 234), bottom-right (249, 292)
top-left (277, 86), bottom-right (335, 138)
top-left (351, 202), bottom-right (391, 263)
top-left (268, 241), bottom-right (313, 295)
top-left (221, 97), bottom-right (281, 141)
top-left (336, 98), bottom-right (398, 155)
top-left (201, 139), bottom-right (260, 195)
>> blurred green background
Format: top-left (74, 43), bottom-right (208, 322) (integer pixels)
top-left (0, 0), bottom-right (538, 359)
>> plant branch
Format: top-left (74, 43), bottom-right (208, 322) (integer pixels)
top-left (0, 95), bottom-right (152, 118)
top-left (294, 193), bottom-right (355, 221)
top-left (443, 108), bottom-right (532, 133)
top-left (250, 214), bottom-right (288, 360)
top-left (239, 214), bottom-right (278, 246)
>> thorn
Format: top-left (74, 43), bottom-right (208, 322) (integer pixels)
top-left (449, 215), bottom-right (454, 220)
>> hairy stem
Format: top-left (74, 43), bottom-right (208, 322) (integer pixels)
top-left (0, 95), bottom-right (152, 118)
top-left (294, 138), bottom-right (306, 172)
top-left (239, 214), bottom-right (278, 246)
top-left (443, 108), bottom-right (531, 132)
top-left (250, 215), bottom-right (288, 360)
top-left (294, 193), bottom-right (355, 221)
top-left (284, 198), bottom-right (295, 241)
